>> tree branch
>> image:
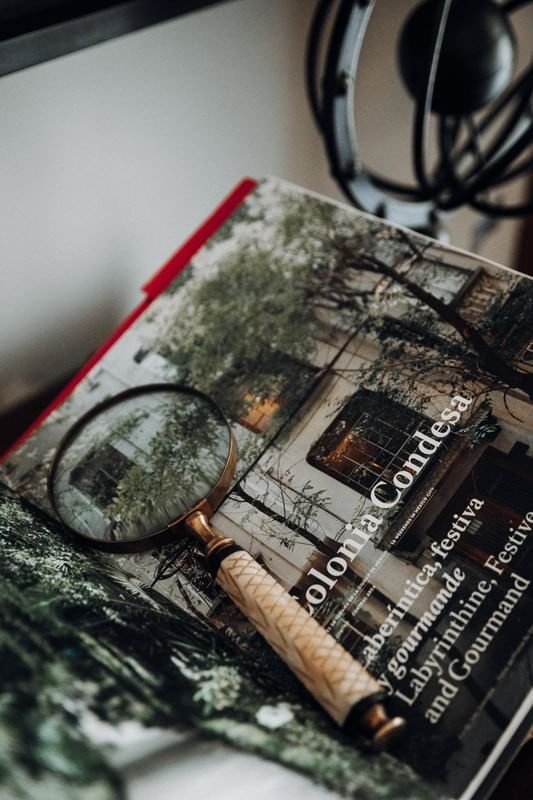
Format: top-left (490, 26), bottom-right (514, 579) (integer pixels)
top-left (332, 240), bottom-right (533, 399)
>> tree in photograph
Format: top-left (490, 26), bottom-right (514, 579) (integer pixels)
top-left (269, 187), bottom-right (533, 402)
top-left (154, 182), bottom-right (533, 429)
top-left (228, 460), bottom-right (368, 608)
top-left (329, 230), bottom-right (533, 403)
top-left (230, 476), bottom-right (335, 557)
top-left (106, 394), bottom-right (229, 531)
top-left (158, 243), bottom-right (321, 427)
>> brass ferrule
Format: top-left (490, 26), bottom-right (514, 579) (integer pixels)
top-left (185, 510), bottom-right (223, 548)
top-left (359, 704), bottom-right (406, 751)
top-left (205, 537), bottom-right (237, 559)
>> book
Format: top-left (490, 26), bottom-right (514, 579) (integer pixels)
top-left (1, 176), bottom-right (532, 800)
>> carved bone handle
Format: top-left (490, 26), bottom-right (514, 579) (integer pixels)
top-left (214, 547), bottom-right (405, 748)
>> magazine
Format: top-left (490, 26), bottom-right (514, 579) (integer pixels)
top-left (2, 177), bottom-right (532, 799)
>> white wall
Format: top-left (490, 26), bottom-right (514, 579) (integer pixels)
top-left (0, 0), bottom-right (333, 412)
top-left (1, 0), bottom-right (530, 413)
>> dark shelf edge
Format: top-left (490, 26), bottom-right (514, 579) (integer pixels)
top-left (0, 0), bottom-right (228, 77)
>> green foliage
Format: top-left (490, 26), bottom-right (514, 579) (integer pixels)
top-left (106, 399), bottom-right (226, 529)
top-left (161, 246), bottom-right (318, 409)
top-left (461, 409), bottom-right (501, 447)
top-left (486, 278), bottom-right (533, 354)
top-left (154, 186), bottom-right (382, 438)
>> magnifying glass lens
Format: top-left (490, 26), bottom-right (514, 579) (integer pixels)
top-left (50, 387), bottom-right (231, 543)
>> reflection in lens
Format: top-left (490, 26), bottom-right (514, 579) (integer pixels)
top-left (50, 388), bottom-right (231, 543)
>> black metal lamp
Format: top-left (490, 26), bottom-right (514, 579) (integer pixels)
top-left (307, 0), bottom-right (532, 236)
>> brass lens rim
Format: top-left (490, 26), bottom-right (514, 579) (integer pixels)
top-left (47, 383), bottom-right (237, 554)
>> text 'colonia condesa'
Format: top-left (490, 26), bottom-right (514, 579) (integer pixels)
top-left (305, 394), bottom-right (473, 608)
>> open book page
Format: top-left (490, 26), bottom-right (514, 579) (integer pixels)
top-left (2, 482), bottom-right (433, 800)
top-left (2, 177), bottom-right (532, 799)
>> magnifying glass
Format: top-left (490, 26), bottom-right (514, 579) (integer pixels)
top-left (48, 383), bottom-right (405, 749)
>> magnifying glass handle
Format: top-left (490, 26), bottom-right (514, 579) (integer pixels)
top-left (200, 533), bottom-right (406, 749)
